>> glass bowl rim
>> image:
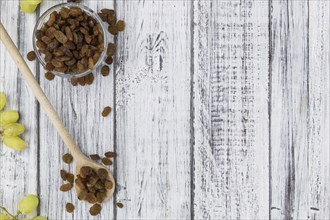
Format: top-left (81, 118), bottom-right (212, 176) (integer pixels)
top-left (32, 2), bottom-right (108, 79)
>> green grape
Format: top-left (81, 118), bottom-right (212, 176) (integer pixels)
top-left (2, 123), bottom-right (25, 136)
top-left (27, 0), bottom-right (42, 3)
top-left (0, 92), bottom-right (6, 111)
top-left (0, 214), bottom-right (9, 220)
top-left (2, 136), bottom-right (26, 151)
top-left (20, 0), bottom-right (42, 13)
top-left (32, 216), bottom-right (47, 220)
top-left (0, 110), bottom-right (19, 127)
top-left (21, 218), bottom-right (30, 220)
top-left (18, 195), bottom-right (39, 214)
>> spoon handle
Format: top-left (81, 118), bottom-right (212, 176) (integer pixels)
top-left (0, 22), bottom-right (82, 158)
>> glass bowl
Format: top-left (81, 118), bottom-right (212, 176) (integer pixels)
top-left (33, 3), bottom-right (108, 78)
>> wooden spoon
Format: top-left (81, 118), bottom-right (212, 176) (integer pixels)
top-left (0, 22), bottom-right (115, 201)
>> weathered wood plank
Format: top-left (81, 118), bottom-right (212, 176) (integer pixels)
top-left (0, 1), bottom-right (39, 217)
top-left (115, 0), bottom-right (192, 219)
top-left (1, 1), bottom-right (329, 219)
top-left (307, 1), bottom-right (330, 219)
top-left (193, 0), bottom-right (270, 219)
top-left (38, 1), bottom-right (115, 219)
top-left (270, 1), bottom-right (319, 219)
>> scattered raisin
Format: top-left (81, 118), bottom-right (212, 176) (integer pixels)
top-left (116, 203), bottom-right (124, 208)
top-left (66, 173), bottom-right (75, 184)
top-left (106, 43), bottom-right (116, 56)
top-left (116, 20), bottom-right (125, 32)
top-left (45, 72), bottom-right (55, 81)
top-left (62, 153), bottom-right (73, 164)
top-left (65, 203), bottom-right (75, 213)
top-left (90, 154), bottom-right (101, 161)
top-left (100, 9), bottom-right (113, 15)
top-left (27, 51), bottom-right (36, 61)
top-left (60, 183), bottom-right (73, 192)
top-left (105, 56), bottom-right (113, 65)
top-left (105, 151), bottom-right (117, 158)
top-left (71, 78), bottom-right (79, 86)
top-left (108, 25), bottom-right (118, 35)
top-left (89, 204), bottom-right (102, 216)
top-left (102, 157), bottom-right (112, 166)
top-left (85, 73), bottom-right (94, 85)
top-left (101, 66), bottom-right (110, 77)
top-left (102, 106), bottom-right (112, 117)
top-left (78, 76), bottom-right (86, 86)
top-left (60, 169), bottom-right (67, 180)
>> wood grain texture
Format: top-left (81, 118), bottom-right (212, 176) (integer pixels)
top-left (192, 0), bottom-right (270, 219)
top-left (37, 1), bottom-right (115, 219)
top-left (307, 1), bottom-right (330, 219)
top-left (115, 0), bottom-right (192, 219)
top-left (270, 1), bottom-right (309, 219)
top-left (1, 0), bottom-right (330, 219)
top-left (0, 1), bottom-right (39, 217)
top-left (270, 1), bottom-right (330, 219)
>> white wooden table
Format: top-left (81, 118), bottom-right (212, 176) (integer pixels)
top-left (1, 0), bottom-right (329, 219)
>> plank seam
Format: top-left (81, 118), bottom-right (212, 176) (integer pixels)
top-left (190, 1), bottom-right (195, 220)
top-left (36, 5), bottom-right (41, 216)
top-left (113, 0), bottom-right (118, 219)
top-left (268, 0), bottom-right (273, 219)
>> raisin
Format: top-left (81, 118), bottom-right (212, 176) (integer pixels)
top-left (101, 66), bottom-right (110, 77)
top-left (65, 203), bottom-right (75, 213)
top-left (90, 204), bottom-right (102, 216)
top-left (54, 31), bottom-right (68, 44)
top-left (102, 157), bottom-right (112, 166)
top-left (60, 183), bottom-right (73, 192)
top-left (116, 20), bottom-right (126, 32)
top-left (90, 154), bottom-right (101, 161)
top-left (102, 106), bottom-right (112, 117)
top-left (45, 72), bottom-right (55, 81)
top-left (27, 51), bottom-right (36, 61)
top-left (105, 151), bottom-right (117, 158)
top-left (62, 153), bottom-right (73, 164)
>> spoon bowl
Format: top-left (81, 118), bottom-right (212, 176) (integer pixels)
top-left (74, 154), bottom-right (115, 202)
